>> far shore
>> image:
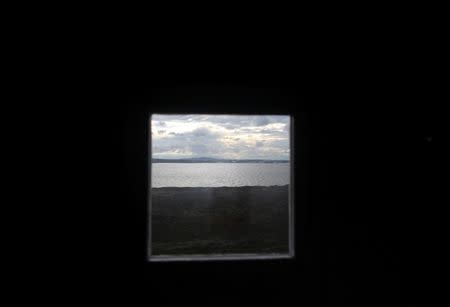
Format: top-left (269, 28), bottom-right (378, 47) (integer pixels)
top-left (151, 185), bottom-right (289, 255)
top-left (152, 158), bottom-right (289, 163)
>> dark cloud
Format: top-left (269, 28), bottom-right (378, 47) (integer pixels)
top-left (153, 145), bottom-right (187, 154)
top-left (256, 141), bottom-right (264, 147)
top-left (224, 123), bottom-right (239, 130)
top-left (192, 127), bottom-right (212, 137)
top-left (158, 130), bottom-right (165, 134)
top-left (190, 143), bottom-right (208, 154)
top-left (254, 116), bottom-right (270, 126)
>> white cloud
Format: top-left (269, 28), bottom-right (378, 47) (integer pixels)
top-left (151, 115), bottom-right (290, 159)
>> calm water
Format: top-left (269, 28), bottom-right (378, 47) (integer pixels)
top-left (151, 163), bottom-right (290, 187)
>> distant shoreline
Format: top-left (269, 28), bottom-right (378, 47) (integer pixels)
top-left (152, 162), bottom-right (289, 163)
top-left (152, 158), bottom-right (289, 163)
top-left (151, 184), bottom-right (289, 190)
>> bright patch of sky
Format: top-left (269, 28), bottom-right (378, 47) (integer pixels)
top-left (151, 115), bottom-right (290, 160)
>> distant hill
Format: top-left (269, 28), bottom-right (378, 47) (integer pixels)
top-left (152, 157), bottom-right (289, 163)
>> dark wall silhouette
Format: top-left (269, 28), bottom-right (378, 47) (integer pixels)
top-left (63, 75), bottom-right (437, 306)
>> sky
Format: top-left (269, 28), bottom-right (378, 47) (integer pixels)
top-left (151, 114), bottom-right (290, 160)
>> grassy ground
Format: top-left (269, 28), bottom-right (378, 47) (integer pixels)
top-left (151, 185), bottom-right (289, 255)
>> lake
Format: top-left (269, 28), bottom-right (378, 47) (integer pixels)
top-left (151, 163), bottom-right (290, 187)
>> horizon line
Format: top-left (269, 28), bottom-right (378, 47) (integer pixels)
top-left (152, 157), bottom-right (289, 160)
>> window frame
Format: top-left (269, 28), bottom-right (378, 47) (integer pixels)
top-left (147, 113), bottom-right (296, 262)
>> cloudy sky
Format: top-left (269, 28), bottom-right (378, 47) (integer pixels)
top-left (151, 115), bottom-right (290, 160)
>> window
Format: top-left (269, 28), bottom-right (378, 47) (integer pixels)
top-left (148, 114), bottom-right (294, 261)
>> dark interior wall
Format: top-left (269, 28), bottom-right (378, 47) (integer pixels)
top-left (87, 84), bottom-right (435, 306)
top-left (19, 19), bottom-right (443, 306)
top-left (59, 67), bottom-right (436, 306)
